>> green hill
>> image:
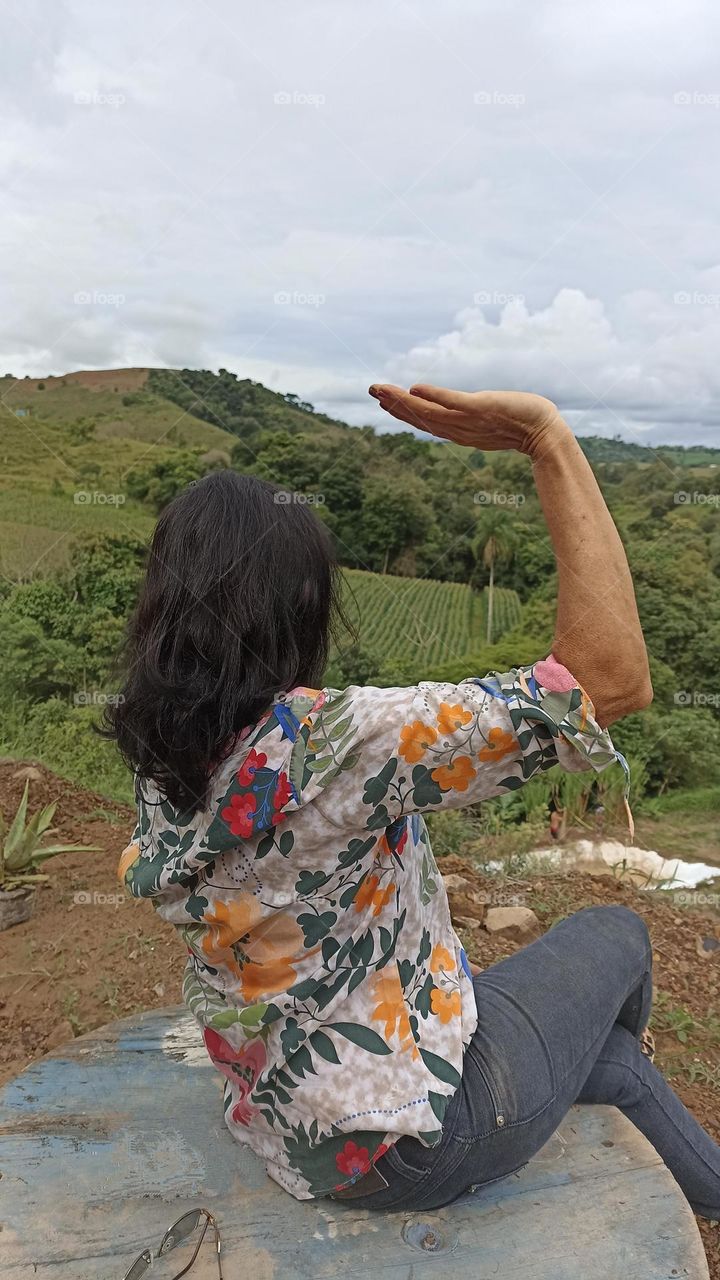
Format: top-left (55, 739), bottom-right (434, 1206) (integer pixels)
top-left (0, 365), bottom-right (718, 813)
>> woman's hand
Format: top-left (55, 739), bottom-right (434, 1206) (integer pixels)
top-left (368, 382), bottom-right (565, 457)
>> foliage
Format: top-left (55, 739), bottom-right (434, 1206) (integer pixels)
top-left (0, 781), bottom-right (99, 890)
top-left (0, 366), bottom-right (717, 817)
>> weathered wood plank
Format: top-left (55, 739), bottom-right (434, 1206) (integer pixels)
top-left (0, 1007), bottom-right (710, 1279)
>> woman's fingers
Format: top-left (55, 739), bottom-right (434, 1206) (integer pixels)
top-left (408, 383), bottom-right (474, 411)
top-left (368, 383), bottom-right (460, 430)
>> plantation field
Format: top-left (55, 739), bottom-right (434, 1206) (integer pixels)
top-left (477, 585), bottom-right (523, 642)
top-left (341, 570), bottom-right (522, 666)
top-left (342, 569), bottom-right (475, 664)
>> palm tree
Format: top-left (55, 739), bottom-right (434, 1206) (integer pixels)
top-left (473, 509), bottom-right (517, 645)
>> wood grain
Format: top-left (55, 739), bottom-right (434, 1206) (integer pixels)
top-left (0, 1007), bottom-right (709, 1279)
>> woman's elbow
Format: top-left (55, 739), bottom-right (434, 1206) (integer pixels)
top-left (595, 677), bottom-right (654, 728)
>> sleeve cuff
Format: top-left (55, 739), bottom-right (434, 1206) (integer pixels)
top-left (476, 655), bottom-right (625, 780)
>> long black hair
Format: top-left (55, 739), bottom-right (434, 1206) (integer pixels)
top-left (104, 470), bottom-right (344, 812)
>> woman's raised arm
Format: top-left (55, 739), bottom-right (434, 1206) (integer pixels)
top-left (368, 382), bottom-right (653, 727)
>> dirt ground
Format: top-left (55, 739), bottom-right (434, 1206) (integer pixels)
top-left (0, 761), bottom-right (718, 1272)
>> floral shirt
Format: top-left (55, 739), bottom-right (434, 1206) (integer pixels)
top-left (119, 658), bottom-right (621, 1200)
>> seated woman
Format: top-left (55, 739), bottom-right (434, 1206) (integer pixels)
top-left (109, 385), bottom-right (720, 1218)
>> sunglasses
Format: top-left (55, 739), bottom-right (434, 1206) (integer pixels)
top-left (122, 1208), bottom-right (223, 1279)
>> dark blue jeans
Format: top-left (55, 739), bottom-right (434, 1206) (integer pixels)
top-left (338, 906), bottom-right (720, 1218)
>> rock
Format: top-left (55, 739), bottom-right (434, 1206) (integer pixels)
top-left (695, 935), bottom-right (720, 960)
top-left (484, 906), bottom-right (541, 941)
top-left (44, 1019), bottom-right (74, 1051)
top-left (453, 915), bottom-right (483, 932)
top-left (442, 874), bottom-right (474, 893)
top-left (11, 765), bottom-right (43, 783)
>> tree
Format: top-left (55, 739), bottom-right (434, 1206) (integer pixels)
top-left (474, 510), bottom-right (517, 645)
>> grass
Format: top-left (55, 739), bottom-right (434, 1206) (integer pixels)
top-left (0, 373), bottom-right (236, 578)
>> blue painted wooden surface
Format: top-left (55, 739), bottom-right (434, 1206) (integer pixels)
top-left (0, 1007), bottom-right (710, 1278)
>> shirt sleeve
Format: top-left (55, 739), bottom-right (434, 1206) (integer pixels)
top-left (308, 655), bottom-right (625, 831)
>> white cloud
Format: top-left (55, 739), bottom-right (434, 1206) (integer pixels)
top-left (0, 0), bottom-right (718, 444)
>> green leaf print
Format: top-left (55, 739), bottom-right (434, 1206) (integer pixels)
top-left (309, 1030), bottom-right (341, 1064)
top-left (280, 1018), bottom-right (306, 1057)
top-left (419, 848), bottom-right (438, 905)
top-left (415, 974), bottom-right (434, 1019)
top-left (418, 1046), bottom-right (462, 1088)
top-left (295, 869), bottom-right (331, 896)
top-left (328, 1022), bottom-right (392, 1055)
top-left (499, 775), bottom-right (526, 790)
top-left (428, 1090), bottom-right (451, 1124)
top-left (297, 910), bottom-right (337, 947)
top-left (410, 764), bottom-right (444, 807)
top-left (278, 830), bottom-right (295, 856)
top-left (287, 1044), bottom-right (317, 1079)
top-left (362, 758), bottom-right (397, 806)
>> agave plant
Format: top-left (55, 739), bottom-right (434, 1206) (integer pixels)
top-left (0, 781), bottom-right (100, 892)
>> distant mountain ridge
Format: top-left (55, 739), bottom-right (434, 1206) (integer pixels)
top-left (3, 366), bottom-right (719, 465)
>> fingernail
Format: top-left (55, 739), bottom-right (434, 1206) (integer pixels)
top-left (369, 385), bottom-right (380, 398)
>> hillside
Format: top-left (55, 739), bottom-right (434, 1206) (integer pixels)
top-left (0, 364), bottom-right (718, 829)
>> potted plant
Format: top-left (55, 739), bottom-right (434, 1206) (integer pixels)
top-left (0, 782), bottom-right (100, 931)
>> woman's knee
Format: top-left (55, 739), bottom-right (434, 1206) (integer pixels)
top-left (574, 904), bottom-right (650, 950)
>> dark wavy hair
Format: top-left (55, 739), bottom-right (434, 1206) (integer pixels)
top-left (104, 470), bottom-right (344, 813)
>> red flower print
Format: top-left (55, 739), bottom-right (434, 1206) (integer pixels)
top-left (272, 770), bottom-right (293, 818)
top-left (237, 749), bottom-right (267, 786)
top-left (202, 1027), bottom-right (267, 1126)
top-left (221, 792), bottom-right (257, 837)
top-left (392, 823), bottom-right (408, 857)
top-left (335, 1139), bottom-right (371, 1179)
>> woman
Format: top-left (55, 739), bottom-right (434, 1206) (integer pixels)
top-left (110, 385), bottom-right (720, 1217)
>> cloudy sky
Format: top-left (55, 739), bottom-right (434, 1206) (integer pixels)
top-left (2, 0), bottom-right (720, 443)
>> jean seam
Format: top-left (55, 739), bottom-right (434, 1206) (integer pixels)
top-left (451, 1090), bottom-right (558, 1145)
top-left (598, 1053), bottom-right (720, 1190)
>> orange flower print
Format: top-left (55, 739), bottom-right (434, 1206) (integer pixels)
top-left (430, 943), bottom-right (454, 975)
top-left (370, 970), bottom-right (412, 1044)
top-left (355, 873), bottom-right (395, 917)
top-left (431, 755), bottom-right (476, 792)
top-left (430, 987), bottom-right (462, 1024)
top-left (202, 894), bottom-right (262, 963)
top-left (437, 702), bottom-right (473, 734)
top-left (201, 893), bottom-right (303, 1000)
top-left (117, 840), bottom-right (140, 884)
top-left (478, 726), bottom-right (517, 764)
top-left (355, 873), bottom-right (379, 913)
top-left (399, 719), bottom-right (438, 763)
